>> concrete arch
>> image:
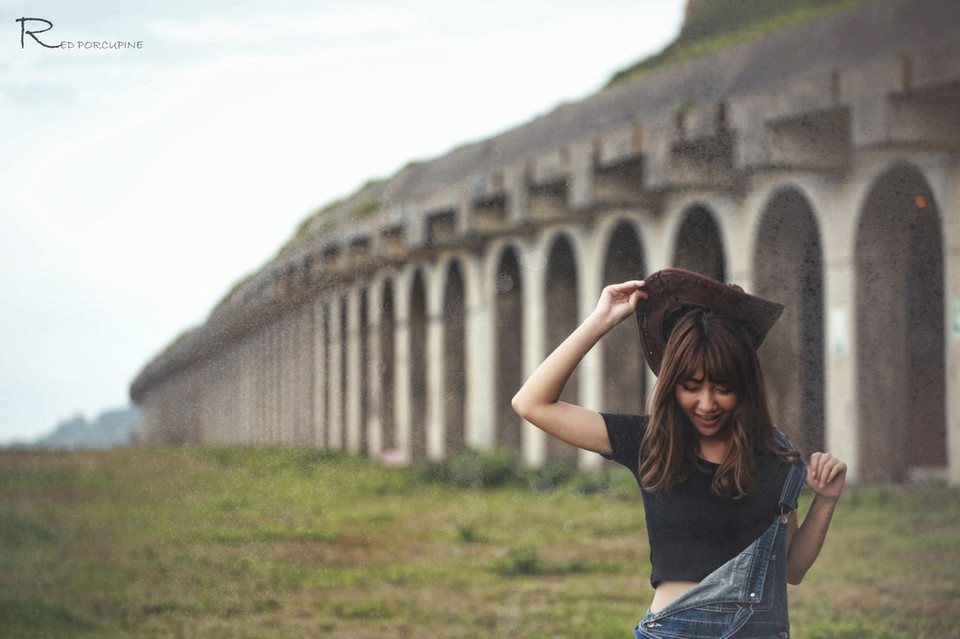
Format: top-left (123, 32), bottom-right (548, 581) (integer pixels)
top-left (543, 230), bottom-right (583, 463)
top-left (855, 161), bottom-right (946, 482)
top-left (599, 218), bottom-right (648, 414)
top-left (355, 286), bottom-right (370, 454)
top-left (318, 299), bottom-right (332, 448)
top-left (741, 177), bottom-right (831, 273)
top-left (359, 283), bottom-right (380, 455)
top-left (672, 203), bottom-right (727, 281)
top-left (378, 278), bottom-right (397, 454)
top-left (441, 258), bottom-right (467, 457)
top-left (408, 267), bottom-right (429, 461)
top-left (753, 186), bottom-right (826, 457)
top-left (491, 243), bottom-right (525, 452)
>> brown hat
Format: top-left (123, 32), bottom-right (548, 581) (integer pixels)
top-left (636, 268), bottom-right (784, 375)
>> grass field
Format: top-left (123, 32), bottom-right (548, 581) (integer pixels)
top-left (2, 446), bottom-right (959, 638)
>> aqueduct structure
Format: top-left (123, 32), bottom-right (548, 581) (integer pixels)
top-left (132, 0), bottom-right (960, 484)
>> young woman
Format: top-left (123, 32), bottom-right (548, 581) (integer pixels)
top-left (512, 270), bottom-right (846, 638)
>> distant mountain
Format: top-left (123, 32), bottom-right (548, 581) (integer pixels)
top-left (10, 406), bottom-right (141, 450)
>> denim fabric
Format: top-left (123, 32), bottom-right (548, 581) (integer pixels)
top-left (634, 453), bottom-right (806, 639)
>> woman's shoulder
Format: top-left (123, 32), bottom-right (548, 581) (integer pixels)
top-left (755, 429), bottom-right (804, 486)
top-left (601, 412), bottom-right (648, 429)
top-left (602, 412), bottom-right (649, 445)
top-left (600, 413), bottom-right (648, 469)
top-left (770, 428), bottom-right (804, 465)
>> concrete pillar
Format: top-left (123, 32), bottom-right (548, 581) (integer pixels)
top-left (267, 321), bottom-right (280, 444)
top-left (259, 326), bottom-right (269, 444)
top-left (263, 322), bottom-right (274, 443)
top-left (578, 225), bottom-right (605, 469)
top-left (209, 352), bottom-right (225, 443)
top-left (939, 155), bottom-right (960, 485)
top-left (253, 331), bottom-right (263, 444)
top-left (234, 343), bottom-right (245, 443)
top-left (296, 304), bottom-right (315, 446)
top-left (711, 194), bottom-right (745, 285)
top-left (365, 282), bottom-right (384, 456)
top-left (654, 198), bottom-right (685, 272)
top-left (252, 334), bottom-right (263, 443)
top-left (326, 295), bottom-right (344, 449)
top-left (251, 335), bottom-right (261, 443)
top-left (393, 269), bottom-right (413, 459)
top-left (466, 252), bottom-right (494, 451)
top-left (279, 312), bottom-right (293, 444)
top-left (817, 175), bottom-right (862, 483)
top-left (519, 237), bottom-right (547, 466)
top-left (426, 263), bottom-right (446, 460)
top-left (241, 337), bottom-right (255, 443)
top-left (261, 328), bottom-right (271, 445)
top-left (285, 311), bottom-right (297, 445)
top-left (292, 307), bottom-right (307, 445)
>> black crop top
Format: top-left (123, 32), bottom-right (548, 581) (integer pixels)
top-left (602, 412), bottom-right (793, 587)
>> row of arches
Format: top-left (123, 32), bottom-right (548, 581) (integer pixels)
top-left (370, 161), bottom-right (945, 480)
top-left (152, 157), bottom-right (953, 484)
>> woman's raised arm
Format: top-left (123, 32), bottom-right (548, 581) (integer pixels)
top-left (511, 280), bottom-right (646, 456)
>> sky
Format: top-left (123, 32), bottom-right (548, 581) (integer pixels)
top-left (0, 0), bottom-right (687, 444)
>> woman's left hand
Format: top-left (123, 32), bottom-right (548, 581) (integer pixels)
top-left (806, 452), bottom-right (846, 501)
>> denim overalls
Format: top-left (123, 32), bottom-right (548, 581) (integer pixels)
top-left (634, 438), bottom-right (806, 639)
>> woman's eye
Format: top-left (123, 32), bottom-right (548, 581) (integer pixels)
top-left (682, 384), bottom-right (698, 392)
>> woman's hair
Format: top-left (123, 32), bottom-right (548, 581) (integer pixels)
top-left (638, 307), bottom-right (793, 498)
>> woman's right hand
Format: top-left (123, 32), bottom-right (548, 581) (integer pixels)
top-left (511, 279), bottom-right (646, 457)
top-left (593, 280), bottom-right (647, 328)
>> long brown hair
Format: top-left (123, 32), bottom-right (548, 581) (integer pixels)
top-left (638, 307), bottom-right (793, 498)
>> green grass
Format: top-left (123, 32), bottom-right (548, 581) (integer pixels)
top-left (1, 447), bottom-right (959, 638)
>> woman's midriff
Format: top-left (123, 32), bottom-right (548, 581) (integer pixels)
top-left (650, 580), bottom-right (699, 613)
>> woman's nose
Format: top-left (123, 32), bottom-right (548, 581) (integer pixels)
top-left (696, 389), bottom-right (717, 410)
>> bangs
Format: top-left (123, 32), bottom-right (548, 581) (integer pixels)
top-left (664, 310), bottom-right (754, 392)
top-left (678, 337), bottom-right (741, 389)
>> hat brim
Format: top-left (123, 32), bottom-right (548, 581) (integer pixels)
top-left (636, 268), bottom-right (784, 375)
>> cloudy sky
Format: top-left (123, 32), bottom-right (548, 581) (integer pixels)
top-left (0, 0), bottom-right (687, 444)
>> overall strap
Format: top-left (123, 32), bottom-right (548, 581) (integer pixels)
top-left (774, 429), bottom-right (806, 513)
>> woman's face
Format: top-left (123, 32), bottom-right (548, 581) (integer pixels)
top-left (674, 367), bottom-right (739, 441)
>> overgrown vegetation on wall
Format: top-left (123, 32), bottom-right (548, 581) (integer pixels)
top-left (605, 0), bottom-right (873, 87)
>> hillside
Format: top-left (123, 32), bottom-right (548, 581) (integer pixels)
top-left (5, 406), bottom-right (140, 450)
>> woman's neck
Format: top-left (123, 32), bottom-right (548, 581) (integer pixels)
top-left (697, 435), bottom-right (730, 464)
